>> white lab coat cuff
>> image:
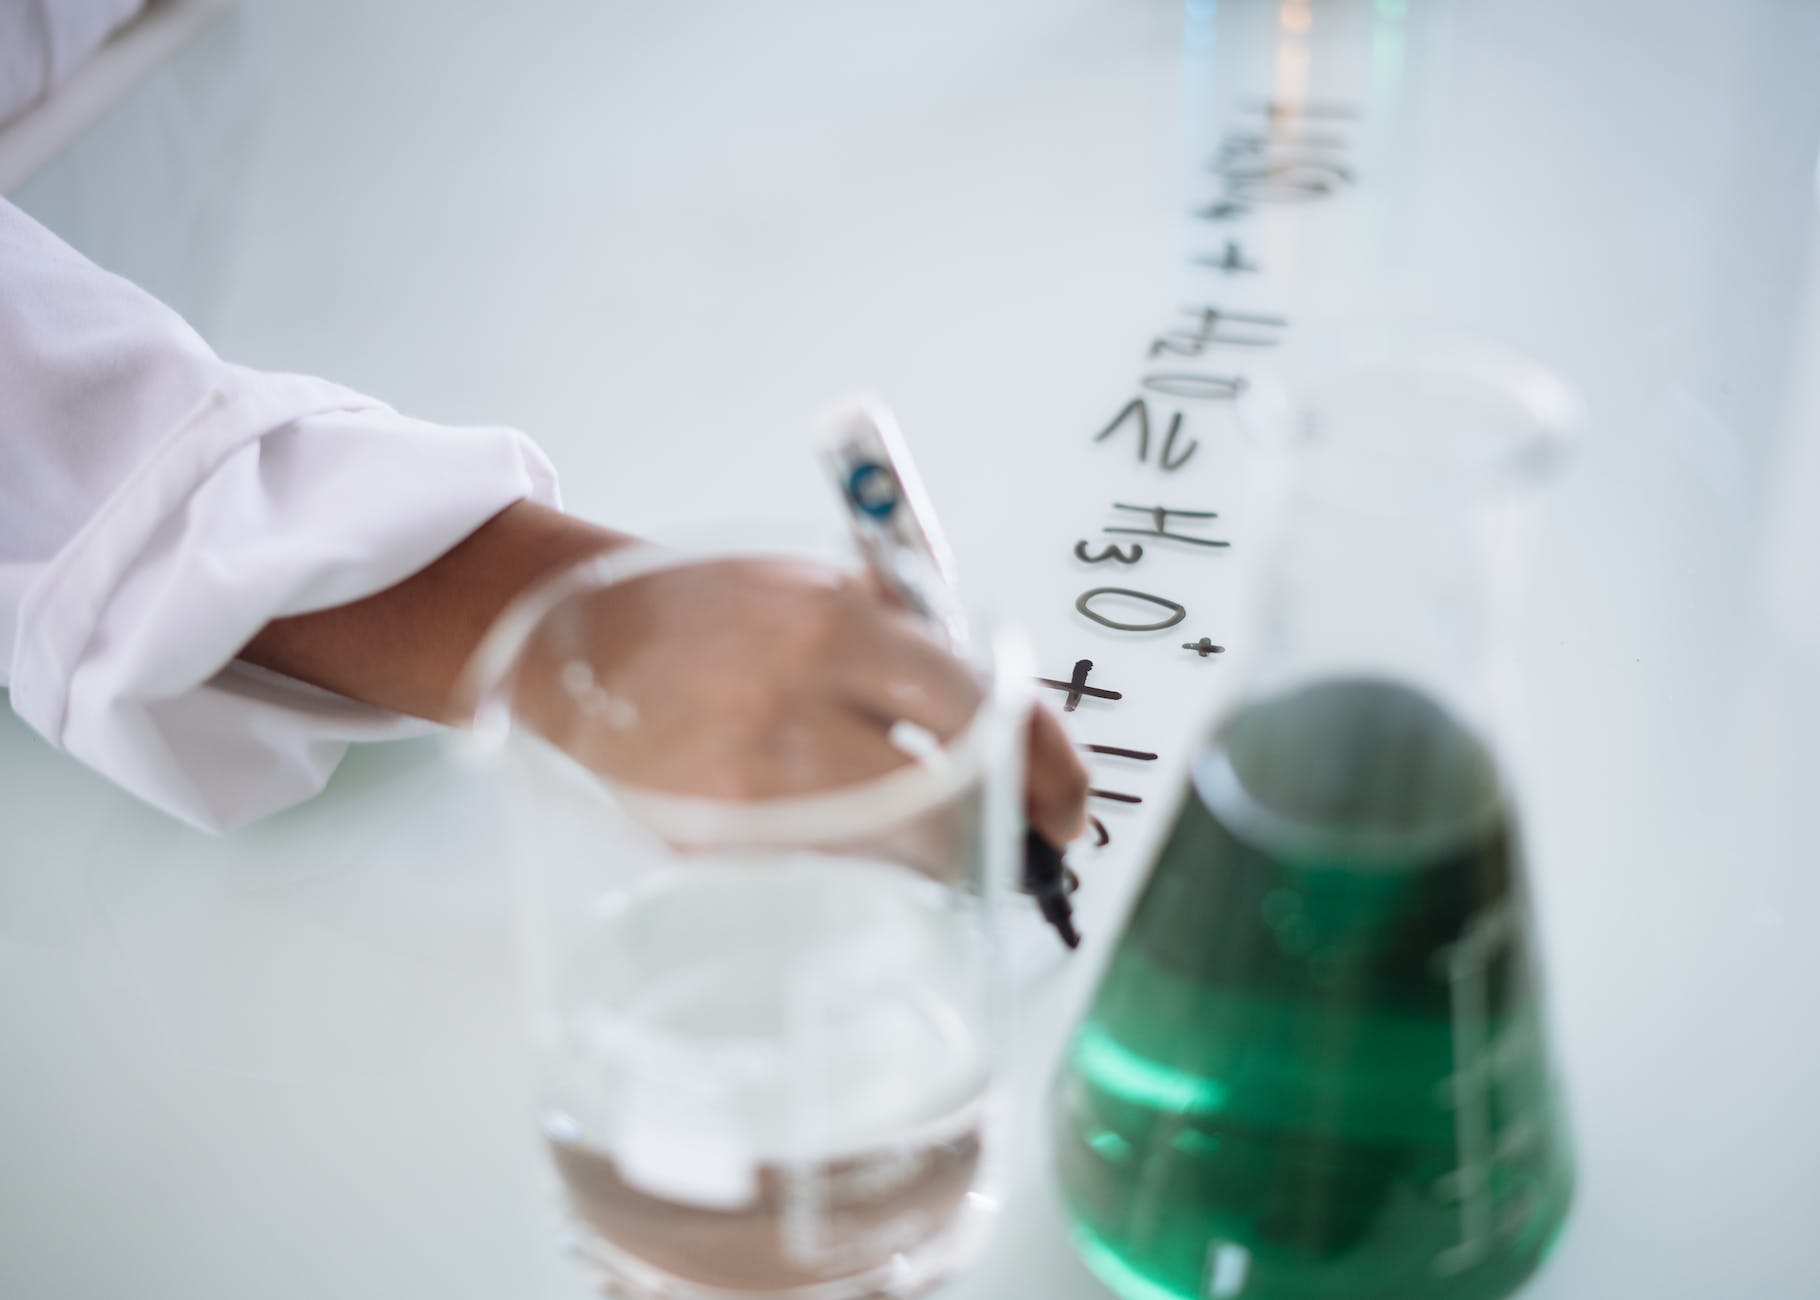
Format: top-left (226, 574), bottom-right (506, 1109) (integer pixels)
top-left (9, 364), bottom-right (559, 832)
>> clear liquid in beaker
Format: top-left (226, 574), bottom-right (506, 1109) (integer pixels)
top-left (540, 857), bottom-right (995, 1296)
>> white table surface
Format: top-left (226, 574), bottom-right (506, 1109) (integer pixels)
top-left (5, 1), bottom-right (1819, 1297)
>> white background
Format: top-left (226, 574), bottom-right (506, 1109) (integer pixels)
top-left (4, 1), bottom-right (1819, 1297)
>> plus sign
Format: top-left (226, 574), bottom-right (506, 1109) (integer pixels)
top-left (1036, 659), bottom-right (1122, 712)
top-left (1183, 637), bottom-right (1225, 658)
top-left (1196, 240), bottom-right (1259, 274)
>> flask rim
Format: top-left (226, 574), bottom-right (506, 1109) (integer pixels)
top-left (1238, 322), bottom-right (1583, 492)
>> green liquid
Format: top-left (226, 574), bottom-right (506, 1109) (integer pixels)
top-left (1054, 679), bottom-right (1572, 1300)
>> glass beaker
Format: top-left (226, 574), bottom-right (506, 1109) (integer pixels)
top-left (461, 541), bottom-right (1027, 1300)
top-left (1051, 330), bottom-right (1579, 1300)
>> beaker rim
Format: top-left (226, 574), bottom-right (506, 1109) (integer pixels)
top-left (454, 540), bottom-right (1032, 850)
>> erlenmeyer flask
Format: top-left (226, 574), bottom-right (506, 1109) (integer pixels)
top-left (1052, 331), bottom-right (1578, 1300)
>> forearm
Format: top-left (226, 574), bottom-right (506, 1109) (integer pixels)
top-left (241, 500), bottom-right (635, 725)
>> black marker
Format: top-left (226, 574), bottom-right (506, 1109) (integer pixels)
top-left (820, 396), bottom-right (1082, 951)
top-left (1024, 829), bottom-right (1081, 950)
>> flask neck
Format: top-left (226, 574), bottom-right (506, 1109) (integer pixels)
top-left (1233, 332), bottom-right (1577, 730)
top-left (1244, 487), bottom-right (1501, 723)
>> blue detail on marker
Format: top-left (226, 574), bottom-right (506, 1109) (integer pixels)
top-left (847, 461), bottom-right (900, 519)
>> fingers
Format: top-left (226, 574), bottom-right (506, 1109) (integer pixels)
top-left (745, 700), bottom-right (921, 797)
top-left (541, 556), bottom-right (1090, 852)
top-left (835, 594), bottom-right (983, 742)
top-left (840, 586), bottom-right (1089, 847)
top-left (1025, 703), bottom-right (1090, 847)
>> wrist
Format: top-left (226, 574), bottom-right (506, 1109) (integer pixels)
top-left (242, 500), bottom-right (636, 724)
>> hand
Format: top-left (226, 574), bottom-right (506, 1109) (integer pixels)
top-left (245, 503), bottom-right (1090, 847)
top-left (512, 554), bottom-right (1091, 848)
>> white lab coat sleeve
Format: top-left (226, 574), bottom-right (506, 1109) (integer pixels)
top-left (0, 197), bottom-right (560, 831)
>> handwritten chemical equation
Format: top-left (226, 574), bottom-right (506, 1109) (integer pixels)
top-left (1048, 98), bottom-right (1358, 851)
